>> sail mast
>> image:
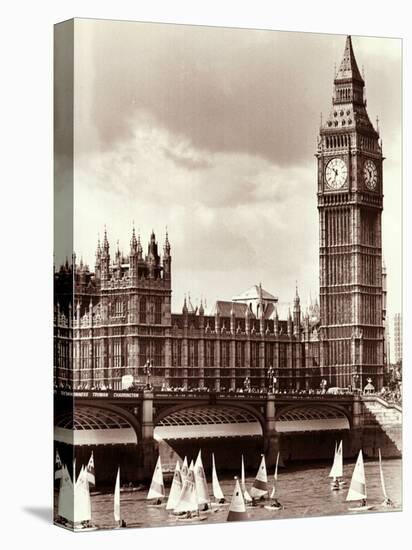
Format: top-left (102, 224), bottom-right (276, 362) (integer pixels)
top-left (114, 467), bottom-right (120, 523)
top-left (270, 451), bottom-right (280, 499)
top-left (241, 454), bottom-right (252, 502)
top-left (378, 449), bottom-right (388, 500)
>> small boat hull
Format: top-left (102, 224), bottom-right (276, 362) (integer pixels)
top-left (348, 505), bottom-right (374, 512)
top-left (176, 514), bottom-right (207, 523)
top-left (264, 505), bottom-right (282, 511)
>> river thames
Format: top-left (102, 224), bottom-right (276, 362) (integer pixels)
top-left (55, 457), bottom-right (401, 530)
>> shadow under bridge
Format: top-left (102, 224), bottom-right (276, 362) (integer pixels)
top-left (153, 404), bottom-right (265, 472)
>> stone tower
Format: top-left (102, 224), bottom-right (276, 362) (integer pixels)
top-left (317, 36), bottom-right (384, 390)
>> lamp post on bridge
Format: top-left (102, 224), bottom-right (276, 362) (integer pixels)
top-left (351, 371), bottom-right (359, 394)
top-left (144, 359), bottom-right (153, 390)
top-left (267, 365), bottom-right (275, 393)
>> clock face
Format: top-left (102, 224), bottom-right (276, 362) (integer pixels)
top-left (325, 158), bottom-right (347, 190)
top-left (363, 159), bottom-right (378, 190)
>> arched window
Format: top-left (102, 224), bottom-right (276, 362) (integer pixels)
top-left (154, 297), bottom-right (162, 324)
top-left (139, 296), bottom-right (146, 324)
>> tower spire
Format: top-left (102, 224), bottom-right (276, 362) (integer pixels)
top-left (335, 35), bottom-right (364, 84)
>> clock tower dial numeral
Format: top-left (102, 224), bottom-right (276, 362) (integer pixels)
top-left (325, 157), bottom-right (347, 190)
top-left (363, 159), bottom-right (378, 191)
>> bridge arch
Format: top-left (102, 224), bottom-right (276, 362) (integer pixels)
top-left (154, 403), bottom-right (265, 440)
top-left (55, 403), bottom-right (141, 446)
top-left (275, 403), bottom-right (351, 432)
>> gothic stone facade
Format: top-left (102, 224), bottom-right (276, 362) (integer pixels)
top-left (54, 230), bottom-right (321, 391)
top-left (54, 36), bottom-right (385, 393)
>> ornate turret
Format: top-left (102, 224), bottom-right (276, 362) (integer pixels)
top-left (198, 298), bottom-right (205, 330)
top-left (230, 302), bottom-right (236, 334)
top-left (130, 226), bottom-right (138, 280)
top-left (130, 226), bottom-right (138, 254)
top-left (245, 305), bottom-right (251, 335)
top-left (101, 227), bottom-right (110, 282)
top-left (147, 231), bottom-right (160, 279)
top-left (137, 232), bottom-right (143, 260)
top-left (287, 307), bottom-right (293, 337)
top-left (115, 241), bottom-right (122, 279)
top-left (214, 304), bottom-right (220, 332)
top-left (293, 284), bottom-right (301, 336)
top-left (95, 235), bottom-right (102, 277)
top-left (163, 229), bottom-right (171, 280)
top-left (273, 306), bottom-right (279, 336)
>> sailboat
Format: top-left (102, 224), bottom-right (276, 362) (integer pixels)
top-left (265, 451), bottom-right (282, 510)
top-left (147, 456), bottom-right (166, 506)
top-left (114, 467), bottom-right (121, 527)
top-left (173, 461), bottom-right (206, 522)
top-left (329, 440), bottom-right (345, 490)
top-left (55, 449), bottom-right (63, 480)
top-left (194, 450), bottom-right (211, 511)
top-left (346, 450), bottom-right (373, 511)
top-left (56, 464), bottom-right (74, 527)
top-left (378, 449), bottom-right (394, 507)
top-left (166, 461), bottom-right (182, 511)
top-left (73, 465), bottom-right (96, 530)
top-left (250, 454), bottom-right (269, 502)
top-left (241, 455), bottom-right (252, 504)
top-left (211, 453), bottom-right (226, 505)
top-left (227, 477), bottom-right (248, 522)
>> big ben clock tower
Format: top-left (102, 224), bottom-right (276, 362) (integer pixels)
top-left (317, 36), bottom-right (384, 391)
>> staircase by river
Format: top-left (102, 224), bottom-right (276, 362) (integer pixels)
top-left (362, 397), bottom-right (402, 454)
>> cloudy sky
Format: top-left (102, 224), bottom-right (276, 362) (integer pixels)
top-left (69, 19), bottom-right (402, 321)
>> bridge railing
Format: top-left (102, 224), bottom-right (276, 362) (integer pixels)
top-left (54, 388), bottom-right (355, 401)
top-left (54, 389), bottom-right (143, 399)
top-left (362, 394), bottom-right (402, 412)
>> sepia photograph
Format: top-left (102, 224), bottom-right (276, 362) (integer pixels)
top-left (53, 18), bottom-right (402, 531)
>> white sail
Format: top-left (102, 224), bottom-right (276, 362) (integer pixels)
top-left (147, 456), bottom-right (165, 500)
top-left (227, 477), bottom-right (247, 522)
top-left (58, 465), bottom-right (74, 523)
top-left (250, 454), bottom-right (268, 498)
top-left (74, 466), bottom-right (92, 524)
top-left (212, 453), bottom-right (225, 501)
top-left (174, 466), bottom-right (198, 513)
top-left (346, 450), bottom-right (367, 502)
top-left (181, 456), bottom-right (188, 483)
top-left (329, 441), bottom-right (343, 479)
top-left (166, 461), bottom-right (182, 510)
top-left (378, 449), bottom-right (388, 500)
top-left (270, 451), bottom-right (280, 498)
top-left (194, 451), bottom-right (210, 506)
top-left (329, 442), bottom-right (338, 478)
top-left (55, 449), bottom-right (63, 480)
top-left (114, 467), bottom-right (120, 523)
top-left (86, 451), bottom-right (96, 486)
top-left (241, 455), bottom-right (252, 502)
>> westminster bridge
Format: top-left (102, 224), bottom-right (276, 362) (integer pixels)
top-left (54, 389), bottom-right (402, 483)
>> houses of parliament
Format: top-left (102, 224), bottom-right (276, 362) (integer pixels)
top-left (54, 36), bottom-right (386, 393)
